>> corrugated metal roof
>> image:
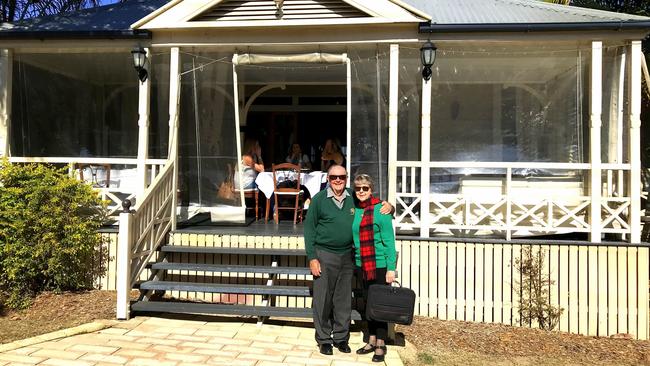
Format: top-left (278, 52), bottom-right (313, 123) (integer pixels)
top-left (0, 0), bottom-right (168, 39)
top-left (400, 0), bottom-right (650, 24)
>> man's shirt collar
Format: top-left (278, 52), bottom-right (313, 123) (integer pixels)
top-left (326, 186), bottom-right (350, 198)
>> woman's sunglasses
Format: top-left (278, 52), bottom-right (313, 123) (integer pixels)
top-left (354, 186), bottom-right (371, 192)
top-left (329, 174), bottom-right (347, 181)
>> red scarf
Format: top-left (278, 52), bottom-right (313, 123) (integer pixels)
top-left (358, 196), bottom-right (381, 281)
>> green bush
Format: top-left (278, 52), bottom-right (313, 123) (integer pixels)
top-left (0, 159), bottom-right (107, 309)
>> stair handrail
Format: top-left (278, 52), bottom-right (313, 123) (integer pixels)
top-left (115, 157), bottom-right (175, 319)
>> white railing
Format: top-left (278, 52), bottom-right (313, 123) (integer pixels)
top-left (116, 158), bottom-right (175, 319)
top-left (8, 157), bottom-right (167, 219)
top-left (395, 161), bottom-right (633, 239)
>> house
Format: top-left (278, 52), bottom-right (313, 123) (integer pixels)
top-left (1, 0), bottom-right (649, 339)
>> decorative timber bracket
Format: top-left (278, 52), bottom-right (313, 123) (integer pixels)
top-left (274, 0), bottom-right (284, 19)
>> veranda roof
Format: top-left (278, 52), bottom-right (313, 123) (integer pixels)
top-left (399, 0), bottom-right (650, 32)
top-left (0, 0), bottom-right (168, 39)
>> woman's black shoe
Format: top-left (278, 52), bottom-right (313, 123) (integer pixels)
top-left (356, 344), bottom-right (375, 355)
top-left (372, 346), bottom-right (387, 363)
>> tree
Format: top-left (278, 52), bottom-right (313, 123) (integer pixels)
top-left (543, 0), bottom-right (649, 15)
top-left (571, 1), bottom-right (649, 15)
top-left (1, 0), bottom-right (122, 24)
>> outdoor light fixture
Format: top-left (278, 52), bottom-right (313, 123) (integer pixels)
top-left (420, 41), bottom-right (437, 81)
top-left (131, 47), bottom-right (148, 82)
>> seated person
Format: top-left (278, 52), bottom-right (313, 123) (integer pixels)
top-left (241, 138), bottom-right (264, 189)
top-left (321, 138), bottom-right (345, 172)
top-left (286, 143), bottom-right (312, 170)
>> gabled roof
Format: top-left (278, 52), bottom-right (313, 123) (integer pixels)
top-left (0, 0), bottom-right (648, 40)
top-left (400, 0), bottom-right (650, 32)
top-left (0, 0), bottom-right (168, 39)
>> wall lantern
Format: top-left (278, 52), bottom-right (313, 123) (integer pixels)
top-left (131, 47), bottom-right (148, 82)
top-left (420, 41), bottom-right (437, 81)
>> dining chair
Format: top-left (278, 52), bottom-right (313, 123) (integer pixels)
top-left (271, 163), bottom-right (304, 224)
top-left (75, 163), bottom-right (111, 188)
top-left (230, 163), bottom-right (260, 220)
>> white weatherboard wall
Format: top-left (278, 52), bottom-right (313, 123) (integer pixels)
top-left (95, 232), bottom-right (650, 339)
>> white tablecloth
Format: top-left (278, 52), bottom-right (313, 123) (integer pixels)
top-left (255, 171), bottom-right (327, 199)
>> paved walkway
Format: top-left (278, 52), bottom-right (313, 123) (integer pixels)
top-left (0, 317), bottom-right (404, 366)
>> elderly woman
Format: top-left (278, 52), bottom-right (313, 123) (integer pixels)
top-left (351, 174), bottom-right (396, 363)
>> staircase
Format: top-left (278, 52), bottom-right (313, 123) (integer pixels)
top-left (130, 238), bottom-right (362, 321)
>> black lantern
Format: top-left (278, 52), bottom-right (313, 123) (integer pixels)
top-left (420, 41), bottom-right (437, 81)
top-left (131, 47), bottom-right (148, 82)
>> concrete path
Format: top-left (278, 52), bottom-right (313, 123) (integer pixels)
top-left (0, 317), bottom-right (404, 366)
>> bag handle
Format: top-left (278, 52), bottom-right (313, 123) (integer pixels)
top-left (390, 280), bottom-right (401, 288)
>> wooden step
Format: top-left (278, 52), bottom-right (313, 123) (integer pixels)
top-left (139, 280), bottom-right (311, 296)
top-left (131, 301), bottom-right (361, 320)
top-left (149, 262), bottom-right (310, 275)
top-left (160, 245), bottom-right (306, 256)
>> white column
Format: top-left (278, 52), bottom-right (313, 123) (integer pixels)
top-left (231, 55), bottom-right (246, 221)
top-left (345, 55), bottom-right (352, 179)
top-left (590, 41), bottom-right (603, 242)
top-left (387, 44), bottom-right (399, 204)
top-left (232, 55), bottom-right (245, 206)
top-left (420, 77), bottom-right (432, 238)
top-left (628, 41), bottom-right (642, 243)
top-left (116, 206), bottom-right (133, 320)
top-left (168, 47), bottom-right (181, 230)
top-left (0, 49), bottom-right (12, 157)
top-left (136, 48), bottom-right (151, 198)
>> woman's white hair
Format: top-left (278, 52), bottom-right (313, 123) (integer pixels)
top-left (354, 174), bottom-right (374, 190)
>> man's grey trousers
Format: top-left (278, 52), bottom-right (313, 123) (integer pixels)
top-left (312, 248), bottom-right (354, 345)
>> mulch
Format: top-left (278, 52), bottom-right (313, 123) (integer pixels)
top-left (0, 290), bottom-right (116, 345)
top-left (397, 316), bottom-right (650, 365)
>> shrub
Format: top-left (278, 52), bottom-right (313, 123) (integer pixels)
top-left (0, 159), bottom-right (107, 309)
top-left (515, 245), bottom-right (563, 331)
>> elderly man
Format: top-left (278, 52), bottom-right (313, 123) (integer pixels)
top-left (304, 164), bottom-right (392, 355)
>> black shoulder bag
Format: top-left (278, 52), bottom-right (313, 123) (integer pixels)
top-left (366, 281), bottom-right (416, 325)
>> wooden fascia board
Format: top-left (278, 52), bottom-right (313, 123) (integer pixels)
top-left (422, 30), bottom-right (650, 42)
top-left (0, 40), bottom-right (146, 51)
top-left (148, 23), bottom-right (419, 45)
top-left (388, 0), bottom-right (431, 21)
top-left (131, 0), bottom-right (183, 29)
top-left (143, 17), bottom-right (419, 30)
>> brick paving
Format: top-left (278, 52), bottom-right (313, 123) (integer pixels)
top-left (0, 317), bottom-right (404, 366)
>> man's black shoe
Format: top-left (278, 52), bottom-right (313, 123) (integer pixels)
top-left (319, 344), bottom-right (333, 355)
top-left (335, 342), bottom-right (351, 353)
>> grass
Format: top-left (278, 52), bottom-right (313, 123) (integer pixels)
top-left (417, 352), bottom-right (436, 364)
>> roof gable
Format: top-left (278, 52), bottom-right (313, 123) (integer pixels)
top-left (133, 0), bottom-right (424, 29)
top-left (191, 0), bottom-right (371, 22)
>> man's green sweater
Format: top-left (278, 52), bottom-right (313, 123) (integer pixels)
top-left (304, 188), bottom-right (355, 260)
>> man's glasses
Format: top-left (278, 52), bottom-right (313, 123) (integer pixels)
top-left (329, 174), bottom-right (347, 181)
top-left (354, 186), bottom-right (371, 192)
